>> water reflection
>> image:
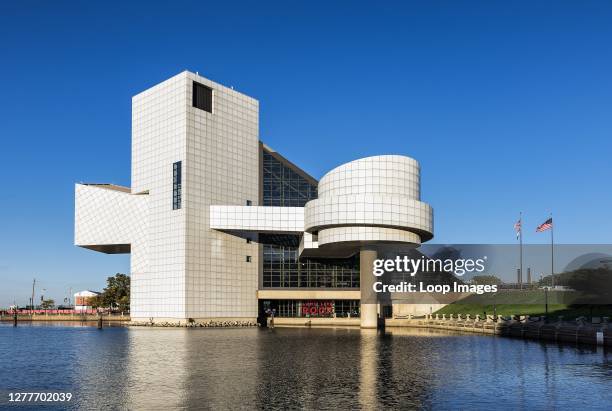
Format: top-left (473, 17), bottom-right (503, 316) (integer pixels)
top-left (360, 329), bottom-right (378, 409)
top-left (253, 328), bottom-right (363, 409)
top-left (125, 328), bottom-right (190, 409)
top-left (1, 323), bottom-right (611, 410)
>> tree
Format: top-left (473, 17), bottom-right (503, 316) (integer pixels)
top-left (471, 275), bottom-right (502, 285)
top-left (414, 246), bottom-right (465, 286)
top-left (88, 295), bottom-right (103, 309)
top-left (538, 271), bottom-right (574, 287)
top-left (40, 299), bottom-right (55, 309)
top-left (99, 273), bottom-right (130, 312)
top-left (565, 268), bottom-right (612, 304)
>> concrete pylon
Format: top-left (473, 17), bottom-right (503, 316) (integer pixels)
top-left (360, 248), bottom-right (378, 328)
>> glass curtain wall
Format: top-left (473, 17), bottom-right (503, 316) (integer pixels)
top-left (261, 148), bottom-right (359, 289)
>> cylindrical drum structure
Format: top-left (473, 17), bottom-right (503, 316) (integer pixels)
top-left (304, 155), bottom-right (433, 247)
top-left (304, 155), bottom-right (434, 327)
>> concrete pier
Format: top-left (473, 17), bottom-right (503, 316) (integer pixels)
top-left (385, 315), bottom-right (612, 346)
top-left (360, 248), bottom-right (378, 328)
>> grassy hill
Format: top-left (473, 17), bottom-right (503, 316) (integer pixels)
top-left (434, 289), bottom-right (612, 319)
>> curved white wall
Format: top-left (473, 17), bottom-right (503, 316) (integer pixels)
top-left (318, 155), bottom-right (421, 199)
top-left (304, 155), bottom-right (433, 246)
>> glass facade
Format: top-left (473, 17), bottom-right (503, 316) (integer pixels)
top-left (262, 150), bottom-right (317, 207)
top-left (261, 148), bottom-right (359, 289)
top-left (262, 300), bottom-right (360, 318)
top-left (262, 245), bottom-right (359, 288)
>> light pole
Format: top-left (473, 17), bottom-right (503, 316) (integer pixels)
top-left (30, 278), bottom-right (36, 312)
top-left (544, 286), bottom-right (549, 323)
top-left (492, 291), bottom-right (497, 321)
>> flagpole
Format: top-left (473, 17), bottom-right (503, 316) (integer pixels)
top-left (519, 212), bottom-right (523, 290)
top-left (550, 213), bottom-right (554, 288)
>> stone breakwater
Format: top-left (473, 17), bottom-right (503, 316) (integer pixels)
top-left (385, 314), bottom-right (612, 346)
top-left (129, 320), bottom-right (259, 328)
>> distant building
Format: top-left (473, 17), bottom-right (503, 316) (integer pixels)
top-left (74, 290), bottom-right (100, 311)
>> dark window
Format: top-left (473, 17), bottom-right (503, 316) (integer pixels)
top-left (246, 200), bottom-right (252, 206)
top-left (173, 161), bottom-right (182, 210)
top-left (193, 81), bottom-right (213, 112)
top-left (246, 256), bottom-right (252, 262)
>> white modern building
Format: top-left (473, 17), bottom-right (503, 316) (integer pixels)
top-left (74, 290), bottom-right (100, 311)
top-left (75, 71), bottom-right (434, 327)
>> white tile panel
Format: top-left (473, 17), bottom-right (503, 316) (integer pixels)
top-left (75, 184), bottom-right (147, 251)
top-left (210, 205), bottom-right (304, 232)
top-left (317, 226), bottom-right (421, 246)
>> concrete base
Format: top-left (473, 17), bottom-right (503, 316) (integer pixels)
top-left (271, 317), bottom-right (360, 327)
top-left (360, 248), bottom-right (379, 328)
top-left (360, 304), bottom-right (378, 328)
top-left (130, 317), bottom-right (257, 325)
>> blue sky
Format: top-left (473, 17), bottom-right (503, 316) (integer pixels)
top-left (1, 1), bottom-right (611, 306)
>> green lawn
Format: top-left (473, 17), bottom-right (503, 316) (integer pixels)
top-left (433, 290), bottom-right (612, 319)
top-left (434, 303), bottom-right (568, 318)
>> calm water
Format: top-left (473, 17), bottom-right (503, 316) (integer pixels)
top-left (1, 322), bottom-right (611, 410)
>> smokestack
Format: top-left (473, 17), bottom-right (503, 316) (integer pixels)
top-left (527, 267), bottom-right (532, 285)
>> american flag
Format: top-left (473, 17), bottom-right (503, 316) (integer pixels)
top-left (514, 219), bottom-right (521, 239)
top-left (536, 217), bottom-right (553, 232)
